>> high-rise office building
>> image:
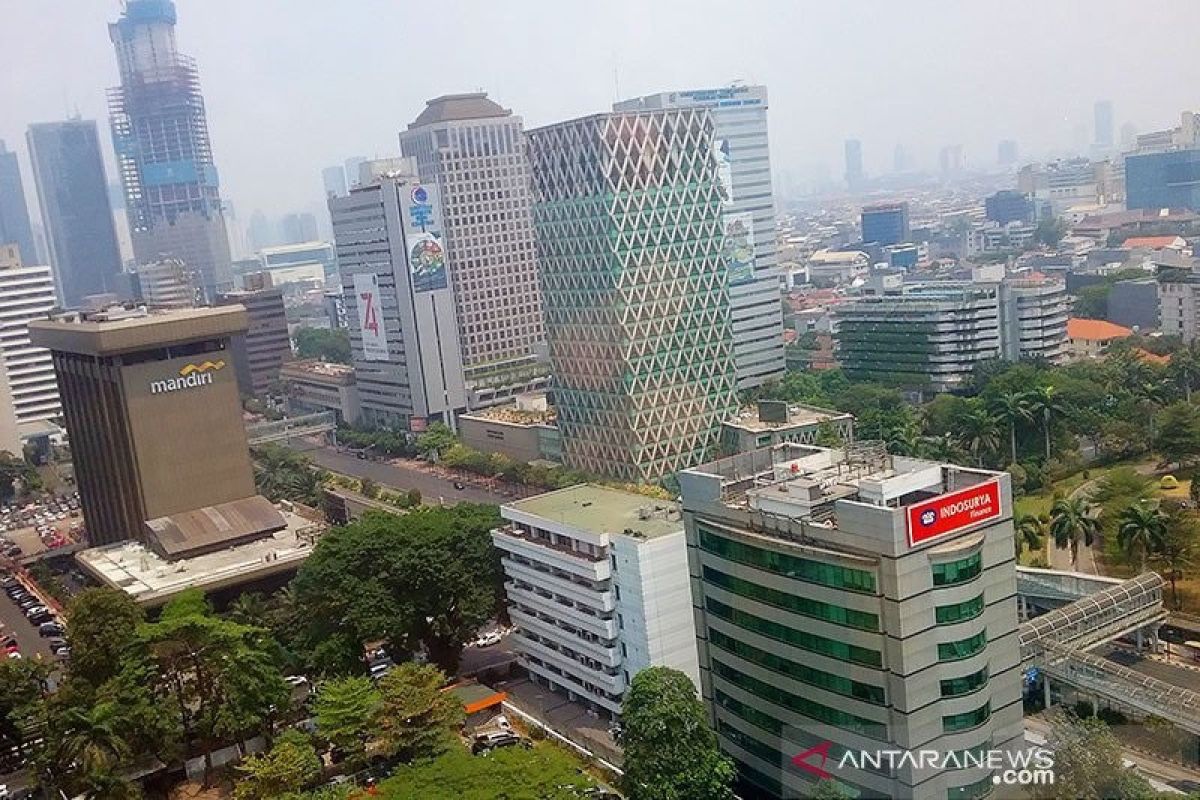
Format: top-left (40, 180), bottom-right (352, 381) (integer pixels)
top-left (400, 93), bottom-right (548, 408)
top-left (322, 165), bottom-right (348, 199)
top-left (108, 0), bottom-right (234, 300)
top-left (681, 443), bottom-right (1021, 800)
top-left (860, 201), bottom-right (910, 246)
top-left (25, 120), bottom-right (124, 308)
top-left (0, 141), bottom-right (36, 266)
top-left (29, 305), bottom-right (271, 547)
top-left (344, 156), bottom-right (368, 190)
top-left (218, 287), bottom-right (291, 397)
top-left (997, 139), bottom-right (1019, 167)
top-left (0, 249), bottom-right (59, 425)
top-left (1126, 149), bottom-right (1200, 212)
top-left (615, 85), bottom-right (785, 390)
top-left (330, 158), bottom-right (468, 429)
top-left (984, 190), bottom-right (1033, 226)
top-left (939, 144), bottom-right (964, 176)
top-left (844, 139), bottom-right (864, 190)
top-left (1094, 100), bottom-right (1115, 149)
top-left (132, 258), bottom-right (198, 309)
top-left (527, 109), bottom-right (739, 483)
top-left (280, 212), bottom-right (319, 245)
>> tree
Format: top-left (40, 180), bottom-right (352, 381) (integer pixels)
top-left (416, 422), bottom-right (458, 457)
top-left (1153, 516), bottom-right (1198, 610)
top-left (127, 589), bottom-right (289, 783)
top-left (313, 676), bottom-right (380, 767)
top-left (65, 588), bottom-right (145, 688)
top-left (955, 402), bottom-right (1002, 467)
top-left (1034, 217), bottom-right (1066, 248)
top-left (294, 327), bottom-right (351, 364)
top-left (1049, 496), bottom-right (1102, 568)
top-left (1031, 715), bottom-right (1153, 800)
top-left (292, 505), bottom-right (503, 674)
top-left (253, 444), bottom-right (324, 505)
top-left (621, 667), bottom-right (735, 800)
top-left (1015, 513), bottom-right (1045, 559)
top-left (805, 780), bottom-right (855, 800)
top-left (0, 659), bottom-right (47, 762)
top-left (1025, 385), bottom-right (1066, 461)
top-left (989, 391), bottom-right (1033, 464)
top-left (378, 741), bottom-right (597, 799)
top-left (374, 663), bottom-right (463, 762)
top-left (1116, 501), bottom-right (1168, 571)
top-left (0, 451), bottom-right (39, 502)
top-left (226, 592), bottom-right (270, 627)
top-left (37, 700), bottom-right (134, 799)
top-left (1156, 401), bottom-right (1200, 467)
top-left (234, 729), bottom-right (322, 800)
top-left (1169, 344), bottom-right (1200, 402)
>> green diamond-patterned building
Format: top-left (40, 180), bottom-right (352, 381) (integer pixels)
top-left (527, 110), bottom-right (739, 483)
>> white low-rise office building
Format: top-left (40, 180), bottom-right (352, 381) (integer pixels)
top-left (492, 484), bottom-right (699, 718)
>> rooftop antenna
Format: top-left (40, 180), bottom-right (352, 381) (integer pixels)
top-left (612, 52), bottom-right (620, 103)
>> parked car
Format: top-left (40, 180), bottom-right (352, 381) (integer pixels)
top-left (38, 623), bottom-right (63, 637)
top-left (471, 731), bottom-right (528, 755)
top-left (474, 631), bottom-right (502, 648)
top-left (23, 605), bottom-right (48, 618)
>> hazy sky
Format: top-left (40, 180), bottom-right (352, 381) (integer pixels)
top-left (5, 0), bottom-right (1200, 223)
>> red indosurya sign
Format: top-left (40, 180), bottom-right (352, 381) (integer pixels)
top-left (907, 480), bottom-right (1001, 547)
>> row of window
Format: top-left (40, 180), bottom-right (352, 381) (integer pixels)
top-left (940, 667), bottom-right (990, 699)
top-left (943, 702), bottom-right (991, 733)
top-left (703, 566), bottom-right (880, 631)
top-left (706, 597), bottom-right (883, 668)
top-left (935, 594), bottom-right (986, 625)
top-left (938, 630), bottom-right (989, 662)
top-left (710, 628), bottom-right (886, 705)
top-left (932, 552), bottom-right (983, 587)
top-left (711, 658), bottom-right (886, 739)
top-left (698, 525), bottom-right (877, 594)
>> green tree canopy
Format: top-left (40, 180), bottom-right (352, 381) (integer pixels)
top-left (1050, 497), bottom-right (1102, 568)
top-left (1031, 715), bottom-right (1154, 800)
top-left (313, 676), bottom-right (380, 767)
top-left (65, 588), bottom-right (145, 688)
top-left (375, 742), bottom-right (597, 799)
top-left (294, 327), bottom-right (351, 364)
top-left (374, 663), bottom-right (463, 762)
top-left (1156, 402), bottom-right (1200, 467)
top-left (621, 667), bottom-right (735, 800)
top-left (1116, 501), bottom-right (1168, 571)
top-left (235, 729), bottom-right (322, 800)
top-left (292, 504), bottom-right (503, 674)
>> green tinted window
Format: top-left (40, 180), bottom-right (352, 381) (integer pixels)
top-left (935, 594), bottom-right (986, 625)
top-left (938, 630), bottom-right (988, 662)
top-left (932, 553), bottom-right (983, 586)
top-left (711, 659), bottom-right (886, 738)
top-left (943, 702), bottom-right (991, 733)
top-left (710, 629), bottom-right (885, 704)
top-left (699, 526), bottom-right (876, 594)
top-left (940, 667), bottom-right (989, 698)
top-left (704, 566), bottom-right (879, 631)
top-left (947, 774), bottom-right (995, 800)
top-left (706, 597), bottom-right (882, 668)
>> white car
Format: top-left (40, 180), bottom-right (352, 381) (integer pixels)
top-left (475, 631), bottom-right (503, 648)
top-left (284, 675), bottom-right (310, 689)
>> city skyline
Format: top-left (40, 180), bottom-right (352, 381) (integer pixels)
top-left (4, 1), bottom-right (1200, 223)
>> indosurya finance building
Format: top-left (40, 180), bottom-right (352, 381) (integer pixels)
top-left (29, 305), bottom-right (282, 551)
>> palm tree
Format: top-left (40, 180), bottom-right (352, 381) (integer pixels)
top-left (956, 402), bottom-right (1002, 468)
top-left (1017, 515), bottom-right (1046, 561)
top-left (917, 432), bottom-right (963, 463)
top-left (1049, 496), bottom-right (1102, 568)
top-left (1152, 525), bottom-right (1197, 611)
top-left (1169, 344), bottom-right (1200, 402)
top-left (1015, 513), bottom-right (1046, 559)
top-left (227, 592), bottom-right (269, 625)
top-left (989, 391), bottom-right (1033, 465)
top-left (1025, 385), bottom-right (1066, 461)
top-left (1116, 501), bottom-right (1169, 571)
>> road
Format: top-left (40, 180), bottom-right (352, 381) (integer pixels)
top-left (1025, 716), bottom-right (1200, 790)
top-left (1098, 643), bottom-right (1200, 687)
top-left (297, 445), bottom-right (513, 507)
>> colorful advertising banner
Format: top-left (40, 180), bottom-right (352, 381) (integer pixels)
top-left (714, 139), bottom-right (734, 203)
top-left (352, 273), bottom-right (389, 361)
top-left (723, 211), bottom-right (755, 286)
top-left (906, 480), bottom-right (1001, 547)
top-left (401, 184), bottom-right (448, 292)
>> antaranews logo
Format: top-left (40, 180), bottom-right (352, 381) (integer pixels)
top-left (791, 742), bottom-right (1054, 792)
top-left (149, 360), bottom-right (225, 394)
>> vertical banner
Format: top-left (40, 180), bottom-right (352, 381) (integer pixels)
top-left (352, 273), bottom-right (389, 360)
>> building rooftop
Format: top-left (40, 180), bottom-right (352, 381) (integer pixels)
top-left (725, 403), bottom-right (850, 432)
top-left (409, 93), bottom-right (511, 129)
top-left (504, 484), bottom-right (681, 541)
top-left (1121, 235), bottom-right (1187, 250)
top-left (29, 305), bottom-right (247, 356)
top-left (76, 508), bottom-right (323, 607)
top-left (280, 359), bottom-right (355, 382)
top-left (1067, 317), bottom-right (1132, 341)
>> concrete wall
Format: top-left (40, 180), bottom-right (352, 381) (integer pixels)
top-left (459, 416), bottom-right (544, 463)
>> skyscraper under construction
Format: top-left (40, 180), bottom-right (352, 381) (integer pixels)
top-left (108, 0), bottom-right (233, 300)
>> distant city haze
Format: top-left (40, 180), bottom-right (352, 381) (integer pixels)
top-left (5, 0), bottom-right (1200, 219)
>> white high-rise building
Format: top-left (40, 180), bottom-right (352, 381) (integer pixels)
top-left (0, 247), bottom-right (60, 425)
top-left (400, 94), bottom-right (548, 409)
top-left (615, 85), bottom-right (786, 390)
top-left (492, 484), bottom-right (700, 718)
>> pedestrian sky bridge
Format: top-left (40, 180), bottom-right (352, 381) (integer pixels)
top-left (246, 411), bottom-right (336, 446)
top-left (1016, 569), bottom-right (1200, 735)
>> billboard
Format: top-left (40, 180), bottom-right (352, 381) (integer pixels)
top-left (401, 184), bottom-right (448, 292)
top-left (906, 480), bottom-right (1001, 547)
top-left (352, 273), bottom-right (389, 361)
top-left (714, 139), bottom-right (734, 203)
top-left (722, 212), bottom-right (755, 286)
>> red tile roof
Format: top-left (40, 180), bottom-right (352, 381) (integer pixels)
top-left (1121, 235), bottom-right (1185, 250)
top-left (1067, 318), bottom-right (1133, 342)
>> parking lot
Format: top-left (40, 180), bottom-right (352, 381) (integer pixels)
top-left (0, 574), bottom-right (65, 663)
top-left (0, 493), bottom-right (82, 561)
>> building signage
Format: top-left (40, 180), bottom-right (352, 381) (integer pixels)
top-left (906, 480), bottom-right (1001, 547)
top-left (723, 212), bottom-right (755, 286)
top-left (352, 273), bottom-right (389, 361)
top-left (402, 184), bottom-right (448, 292)
top-left (149, 360), bottom-right (225, 394)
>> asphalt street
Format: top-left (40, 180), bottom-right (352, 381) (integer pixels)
top-left (297, 445), bottom-right (515, 507)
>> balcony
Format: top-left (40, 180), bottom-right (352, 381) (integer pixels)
top-left (505, 583), bottom-right (619, 639)
top-left (522, 658), bottom-right (624, 714)
top-left (500, 557), bottom-right (616, 612)
top-left (493, 529), bottom-right (612, 582)
top-left (510, 607), bottom-right (621, 667)
top-left (512, 631), bottom-right (626, 695)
